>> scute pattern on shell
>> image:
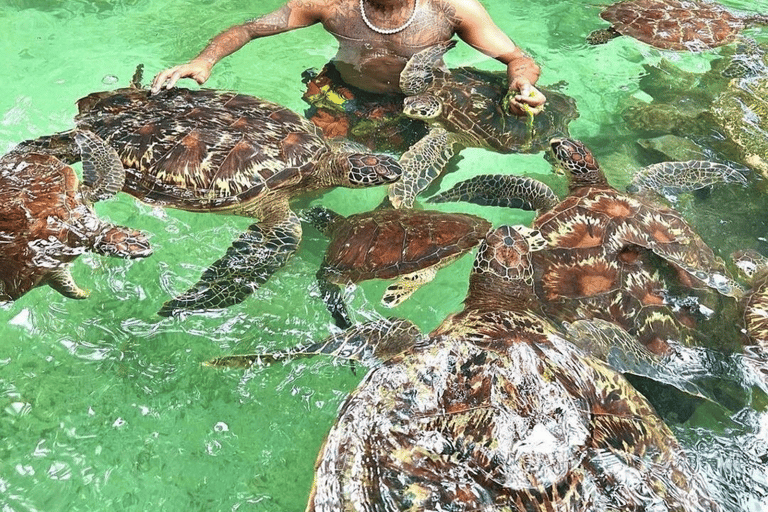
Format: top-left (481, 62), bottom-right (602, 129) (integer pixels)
top-left (322, 209), bottom-right (492, 283)
top-left (309, 317), bottom-right (716, 511)
top-left (75, 87), bottom-right (326, 210)
top-left (599, 0), bottom-right (745, 51)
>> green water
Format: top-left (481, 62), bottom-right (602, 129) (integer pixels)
top-left (2, 0), bottom-right (768, 510)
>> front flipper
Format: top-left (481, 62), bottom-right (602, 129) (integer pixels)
top-left (47, 267), bottom-right (89, 299)
top-left (627, 160), bottom-right (748, 197)
top-left (563, 318), bottom-right (715, 403)
top-left (382, 266), bottom-right (439, 308)
top-left (428, 173), bottom-right (559, 213)
top-left (158, 210), bottom-right (301, 316)
top-left (75, 130), bottom-right (126, 203)
top-left (205, 317), bottom-right (424, 369)
top-left (388, 127), bottom-right (458, 209)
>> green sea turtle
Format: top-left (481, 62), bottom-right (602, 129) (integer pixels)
top-left (389, 41), bottom-right (578, 208)
top-left (32, 81), bottom-right (401, 316)
top-left (430, 138), bottom-right (746, 353)
top-left (0, 131), bottom-right (152, 301)
top-left (209, 225), bottom-right (718, 511)
top-left (304, 206), bottom-right (492, 328)
top-left (304, 180), bottom-right (556, 327)
top-left (587, 0), bottom-right (768, 51)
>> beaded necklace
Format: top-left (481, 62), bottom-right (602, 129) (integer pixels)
top-left (360, 0), bottom-right (418, 35)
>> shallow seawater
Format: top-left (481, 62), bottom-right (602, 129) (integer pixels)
top-left (2, 0), bottom-right (768, 510)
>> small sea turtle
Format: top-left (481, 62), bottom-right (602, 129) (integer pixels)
top-left (733, 249), bottom-right (768, 347)
top-left (209, 225), bottom-right (717, 511)
top-left (34, 81), bottom-right (401, 315)
top-left (0, 131), bottom-right (152, 301)
top-left (389, 41), bottom-right (579, 208)
top-left (587, 0), bottom-right (768, 52)
top-left (430, 138), bottom-right (746, 352)
top-left (304, 206), bottom-right (492, 328)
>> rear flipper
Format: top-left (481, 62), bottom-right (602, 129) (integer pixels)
top-left (158, 212), bottom-right (301, 316)
top-left (205, 317), bottom-right (424, 369)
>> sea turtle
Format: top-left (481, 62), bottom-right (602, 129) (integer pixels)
top-left (304, 206), bottom-right (491, 328)
top-left (430, 138), bottom-right (747, 353)
top-left (388, 41), bottom-right (579, 208)
top-left (304, 181), bottom-right (556, 327)
top-left (208, 225), bottom-right (718, 511)
top-left (587, 0), bottom-right (768, 52)
top-left (733, 249), bottom-right (768, 347)
top-left (0, 131), bottom-right (152, 301)
top-left (32, 81), bottom-right (401, 316)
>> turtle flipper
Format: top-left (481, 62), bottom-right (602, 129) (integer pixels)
top-left (627, 160), bottom-right (748, 196)
top-left (317, 267), bottom-right (353, 329)
top-left (399, 40), bottom-right (456, 95)
top-left (388, 127), bottom-right (457, 208)
top-left (563, 318), bottom-right (715, 402)
top-left (158, 211), bottom-right (302, 316)
top-left (204, 317), bottom-right (424, 369)
top-left (428, 174), bottom-right (559, 213)
top-left (47, 267), bottom-right (89, 299)
top-left (382, 267), bottom-right (439, 308)
top-left (75, 130), bottom-right (126, 203)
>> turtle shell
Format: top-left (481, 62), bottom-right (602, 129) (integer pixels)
top-left (529, 182), bottom-right (728, 351)
top-left (74, 87), bottom-right (329, 211)
top-left (733, 249), bottom-right (768, 346)
top-left (600, 0), bottom-right (745, 51)
top-left (322, 209), bottom-right (491, 283)
top-left (0, 152), bottom-right (95, 299)
top-left (309, 313), bottom-right (716, 510)
top-left (421, 67), bottom-right (578, 153)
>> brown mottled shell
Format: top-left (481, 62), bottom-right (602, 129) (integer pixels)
top-left (323, 209), bottom-right (491, 282)
top-left (0, 153), bottom-right (91, 299)
top-left (601, 0), bottom-right (744, 50)
top-left (309, 314), bottom-right (716, 510)
top-left (75, 87), bottom-right (328, 211)
top-left (423, 67), bottom-right (579, 153)
top-left (531, 185), bottom-right (723, 351)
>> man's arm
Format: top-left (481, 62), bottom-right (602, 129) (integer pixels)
top-left (451, 0), bottom-right (545, 114)
top-left (151, 1), bottom-right (325, 93)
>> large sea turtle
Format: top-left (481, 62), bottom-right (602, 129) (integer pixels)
top-left (388, 41), bottom-right (578, 208)
top-left (587, 0), bottom-right (768, 51)
top-left (0, 131), bottom-right (152, 301)
top-left (430, 138), bottom-right (746, 353)
top-left (209, 225), bottom-right (718, 511)
top-left (32, 81), bottom-right (401, 316)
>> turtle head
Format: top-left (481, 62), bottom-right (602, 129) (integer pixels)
top-left (465, 224), bottom-right (546, 312)
top-left (92, 225), bottom-right (153, 259)
top-left (327, 152), bottom-right (402, 188)
top-left (549, 138), bottom-right (607, 189)
top-left (403, 94), bottom-right (442, 121)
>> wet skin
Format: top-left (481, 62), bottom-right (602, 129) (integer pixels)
top-left (151, 0), bottom-right (545, 114)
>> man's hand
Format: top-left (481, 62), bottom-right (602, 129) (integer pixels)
top-left (151, 59), bottom-right (213, 94)
top-left (506, 81), bottom-right (546, 116)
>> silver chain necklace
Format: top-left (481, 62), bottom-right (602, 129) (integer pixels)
top-left (360, 0), bottom-right (418, 35)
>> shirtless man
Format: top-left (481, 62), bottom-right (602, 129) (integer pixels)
top-left (150, 0), bottom-right (546, 114)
